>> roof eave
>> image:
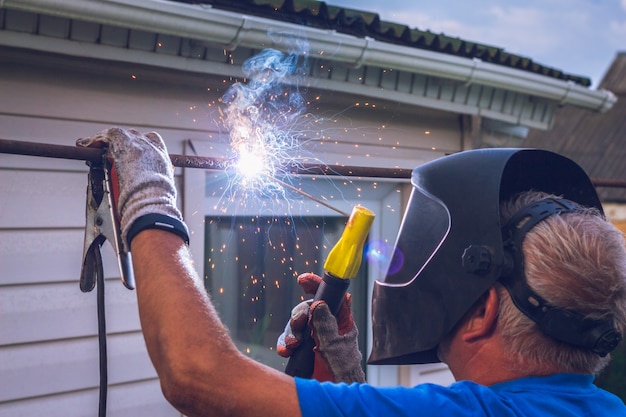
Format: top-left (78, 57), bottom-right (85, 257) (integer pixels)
top-left (4, 0), bottom-right (616, 114)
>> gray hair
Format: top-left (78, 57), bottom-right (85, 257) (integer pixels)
top-left (497, 191), bottom-right (626, 375)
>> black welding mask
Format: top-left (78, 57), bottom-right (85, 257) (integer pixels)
top-left (368, 148), bottom-right (603, 365)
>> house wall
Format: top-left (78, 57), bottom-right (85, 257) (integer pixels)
top-left (0, 46), bottom-right (461, 414)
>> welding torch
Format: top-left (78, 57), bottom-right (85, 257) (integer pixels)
top-left (285, 205), bottom-right (375, 378)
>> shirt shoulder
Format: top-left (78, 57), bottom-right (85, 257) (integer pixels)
top-left (295, 374), bottom-right (626, 417)
top-left (296, 378), bottom-right (495, 417)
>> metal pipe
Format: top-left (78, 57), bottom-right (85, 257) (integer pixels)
top-left (1, 138), bottom-right (625, 188)
top-left (591, 178), bottom-right (626, 189)
top-left (0, 138), bottom-right (412, 179)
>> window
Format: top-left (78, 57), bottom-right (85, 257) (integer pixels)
top-left (204, 214), bottom-right (369, 372)
top-left (195, 170), bottom-right (405, 383)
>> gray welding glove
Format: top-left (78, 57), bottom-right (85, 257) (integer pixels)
top-left (76, 127), bottom-right (188, 251)
top-left (277, 273), bottom-right (365, 383)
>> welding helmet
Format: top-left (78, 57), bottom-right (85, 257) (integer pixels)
top-left (368, 148), bottom-right (603, 365)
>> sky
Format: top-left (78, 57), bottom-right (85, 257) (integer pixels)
top-left (328, 0), bottom-right (626, 88)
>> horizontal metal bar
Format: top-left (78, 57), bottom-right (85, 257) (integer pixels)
top-left (0, 138), bottom-right (413, 179)
top-left (592, 178), bottom-right (626, 189)
top-left (1, 138), bottom-right (625, 188)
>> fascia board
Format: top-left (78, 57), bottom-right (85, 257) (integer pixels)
top-left (3, 0), bottom-right (616, 114)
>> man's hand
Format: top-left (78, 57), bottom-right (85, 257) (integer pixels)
top-left (77, 128), bottom-right (185, 251)
top-left (277, 273), bottom-right (365, 383)
top-left (77, 128), bottom-right (301, 417)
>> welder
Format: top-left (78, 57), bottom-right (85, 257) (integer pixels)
top-left (77, 127), bottom-right (626, 417)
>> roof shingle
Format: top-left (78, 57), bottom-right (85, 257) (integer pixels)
top-left (171, 0), bottom-right (592, 86)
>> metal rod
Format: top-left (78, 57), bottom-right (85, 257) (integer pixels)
top-left (265, 174), bottom-right (350, 216)
top-left (1, 138), bottom-right (625, 188)
top-left (0, 138), bottom-right (411, 179)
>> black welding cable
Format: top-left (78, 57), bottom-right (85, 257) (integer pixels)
top-left (95, 248), bottom-right (108, 417)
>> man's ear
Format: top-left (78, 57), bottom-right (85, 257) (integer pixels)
top-left (462, 286), bottom-right (499, 343)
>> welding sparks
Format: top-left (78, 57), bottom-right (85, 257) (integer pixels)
top-left (214, 34), bottom-right (379, 218)
top-left (220, 35), bottom-right (313, 203)
top-left (236, 148), bottom-right (266, 181)
top-left (234, 137), bottom-right (271, 184)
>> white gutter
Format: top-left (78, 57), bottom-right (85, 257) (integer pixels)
top-left (3, 0), bottom-right (616, 113)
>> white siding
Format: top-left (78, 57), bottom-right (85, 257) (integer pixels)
top-left (0, 52), bottom-right (207, 416)
top-left (0, 45), bottom-right (462, 414)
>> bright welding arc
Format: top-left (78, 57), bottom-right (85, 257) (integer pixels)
top-left (219, 35), bottom-right (345, 215)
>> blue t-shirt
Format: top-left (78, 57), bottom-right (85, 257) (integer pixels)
top-left (296, 373), bottom-right (625, 417)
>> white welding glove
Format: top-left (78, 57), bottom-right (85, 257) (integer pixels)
top-left (77, 127), bottom-right (187, 251)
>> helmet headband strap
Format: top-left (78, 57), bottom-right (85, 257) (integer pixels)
top-left (500, 197), bottom-right (622, 357)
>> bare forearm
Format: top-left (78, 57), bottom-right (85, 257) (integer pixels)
top-left (131, 229), bottom-right (300, 417)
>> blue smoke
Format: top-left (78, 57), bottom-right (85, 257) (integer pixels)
top-left (221, 36), bottom-right (310, 190)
